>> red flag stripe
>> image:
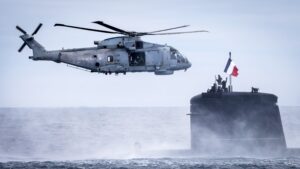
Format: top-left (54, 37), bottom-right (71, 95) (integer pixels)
top-left (232, 66), bottom-right (239, 77)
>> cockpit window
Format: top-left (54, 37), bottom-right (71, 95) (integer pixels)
top-left (170, 47), bottom-right (178, 60)
top-left (171, 52), bottom-right (176, 59)
top-left (170, 47), bottom-right (185, 63)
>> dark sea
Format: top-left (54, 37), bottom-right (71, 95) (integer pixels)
top-left (1, 157), bottom-right (300, 169)
top-left (0, 107), bottom-right (299, 168)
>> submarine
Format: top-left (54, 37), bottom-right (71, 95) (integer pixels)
top-left (143, 53), bottom-right (299, 158)
top-left (189, 75), bottom-right (298, 156)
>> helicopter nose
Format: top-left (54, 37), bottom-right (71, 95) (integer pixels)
top-left (186, 59), bottom-right (192, 68)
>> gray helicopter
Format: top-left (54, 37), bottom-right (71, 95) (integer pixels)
top-left (16, 21), bottom-right (208, 75)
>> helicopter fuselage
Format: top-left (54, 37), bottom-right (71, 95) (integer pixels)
top-left (25, 35), bottom-right (191, 75)
top-left (17, 21), bottom-right (207, 75)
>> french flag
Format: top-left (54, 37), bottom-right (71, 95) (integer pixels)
top-left (224, 53), bottom-right (239, 77)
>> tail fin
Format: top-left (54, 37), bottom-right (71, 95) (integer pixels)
top-left (16, 23), bottom-right (46, 56)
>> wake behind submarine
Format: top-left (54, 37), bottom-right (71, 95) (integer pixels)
top-left (188, 53), bottom-right (300, 156)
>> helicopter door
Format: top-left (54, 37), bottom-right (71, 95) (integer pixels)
top-left (129, 52), bottom-right (145, 66)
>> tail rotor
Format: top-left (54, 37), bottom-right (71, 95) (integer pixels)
top-left (16, 23), bottom-right (43, 52)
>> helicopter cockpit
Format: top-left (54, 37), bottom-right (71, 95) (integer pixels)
top-left (170, 47), bottom-right (188, 63)
top-left (169, 47), bottom-right (191, 70)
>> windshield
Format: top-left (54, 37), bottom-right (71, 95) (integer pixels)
top-left (170, 47), bottom-right (186, 63)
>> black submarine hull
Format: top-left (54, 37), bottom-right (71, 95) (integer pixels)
top-left (190, 92), bottom-right (287, 155)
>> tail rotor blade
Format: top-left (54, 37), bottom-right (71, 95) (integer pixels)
top-left (18, 42), bottom-right (26, 52)
top-left (16, 25), bottom-right (27, 34)
top-left (32, 23), bottom-right (42, 36)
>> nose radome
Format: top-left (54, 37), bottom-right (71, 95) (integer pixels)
top-left (186, 59), bottom-right (192, 68)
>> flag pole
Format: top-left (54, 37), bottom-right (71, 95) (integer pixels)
top-left (229, 52), bottom-right (232, 92)
top-left (229, 74), bottom-right (232, 92)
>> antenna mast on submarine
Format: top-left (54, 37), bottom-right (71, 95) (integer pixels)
top-left (224, 51), bottom-right (239, 92)
top-left (229, 52), bottom-right (232, 92)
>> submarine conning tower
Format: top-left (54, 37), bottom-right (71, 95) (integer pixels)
top-left (189, 77), bottom-right (287, 156)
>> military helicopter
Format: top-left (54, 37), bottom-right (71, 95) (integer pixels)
top-left (16, 21), bottom-right (208, 75)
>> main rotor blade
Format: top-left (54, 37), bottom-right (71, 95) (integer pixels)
top-left (16, 25), bottom-right (27, 34)
top-left (92, 21), bottom-right (128, 34)
top-left (18, 43), bottom-right (26, 52)
top-left (148, 25), bottom-right (190, 33)
top-left (32, 23), bottom-right (42, 36)
top-left (54, 23), bottom-right (119, 34)
top-left (147, 30), bottom-right (209, 35)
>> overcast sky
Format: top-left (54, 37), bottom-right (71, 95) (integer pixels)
top-left (0, 0), bottom-right (300, 107)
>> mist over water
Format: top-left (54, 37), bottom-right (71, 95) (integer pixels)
top-left (0, 107), bottom-right (190, 161)
top-left (280, 106), bottom-right (300, 148)
top-left (0, 107), bottom-right (299, 168)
